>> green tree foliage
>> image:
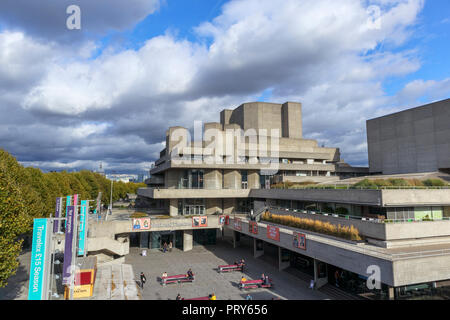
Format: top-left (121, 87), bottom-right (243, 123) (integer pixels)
top-left (0, 148), bottom-right (146, 287)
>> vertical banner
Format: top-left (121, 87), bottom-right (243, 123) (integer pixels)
top-left (63, 206), bottom-right (75, 285)
top-left (53, 197), bottom-right (62, 233)
top-left (28, 219), bottom-right (51, 300)
top-left (65, 195), bottom-right (72, 229)
top-left (78, 200), bottom-right (87, 256)
top-left (73, 194), bottom-right (79, 207)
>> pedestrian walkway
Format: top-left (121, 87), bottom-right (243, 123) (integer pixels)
top-left (92, 264), bottom-right (140, 300)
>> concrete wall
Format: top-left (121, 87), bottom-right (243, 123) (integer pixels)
top-left (367, 99), bottom-right (450, 174)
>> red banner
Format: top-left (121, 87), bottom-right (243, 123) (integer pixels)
top-left (249, 221), bottom-right (258, 234)
top-left (192, 216), bottom-right (208, 227)
top-left (293, 232), bottom-right (306, 250)
top-left (266, 225), bottom-right (280, 241)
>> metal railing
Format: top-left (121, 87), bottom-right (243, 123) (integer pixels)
top-left (271, 184), bottom-right (450, 190)
top-left (266, 206), bottom-right (450, 224)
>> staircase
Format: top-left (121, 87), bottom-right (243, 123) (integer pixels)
top-left (88, 237), bottom-right (130, 256)
top-left (319, 284), bottom-right (366, 300)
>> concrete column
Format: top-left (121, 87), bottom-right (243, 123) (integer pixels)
top-left (204, 169), bottom-right (222, 190)
top-left (278, 247), bottom-right (290, 271)
top-left (253, 238), bottom-right (264, 258)
top-left (232, 231), bottom-right (241, 248)
top-left (224, 170), bottom-right (241, 189)
top-left (183, 230), bottom-right (193, 252)
top-left (139, 232), bottom-right (149, 249)
top-left (313, 259), bottom-right (328, 289)
top-left (248, 170), bottom-right (260, 189)
top-left (388, 287), bottom-right (395, 300)
top-left (169, 199), bottom-right (178, 217)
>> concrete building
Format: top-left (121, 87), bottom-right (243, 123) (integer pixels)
top-left (84, 100), bottom-right (450, 300)
top-left (141, 101), bottom-right (368, 216)
top-left (367, 98), bottom-right (450, 175)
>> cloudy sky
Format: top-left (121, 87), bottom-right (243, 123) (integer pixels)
top-left (0, 0), bottom-right (449, 174)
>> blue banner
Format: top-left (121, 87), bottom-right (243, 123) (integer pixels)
top-left (28, 219), bottom-right (50, 300)
top-left (78, 201), bottom-right (87, 256)
top-left (64, 195), bottom-right (72, 229)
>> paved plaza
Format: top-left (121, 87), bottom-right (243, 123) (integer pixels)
top-left (125, 240), bottom-right (331, 300)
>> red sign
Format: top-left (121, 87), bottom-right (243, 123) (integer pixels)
top-left (225, 216), bottom-right (230, 225)
top-left (192, 216), bottom-right (208, 227)
top-left (234, 218), bottom-right (242, 231)
top-left (266, 225), bottom-right (280, 241)
top-left (293, 232), bottom-right (306, 250)
top-left (249, 221), bottom-right (258, 234)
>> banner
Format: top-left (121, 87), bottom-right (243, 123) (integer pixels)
top-left (132, 218), bottom-right (151, 230)
top-left (78, 201), bottom-right (87, 256)
top-left (28, 219), bottom-right (51, 300)
top-left (192, 216), bottom-right (208, 227)
top-left (293, 232), bottom-right (306, 250)
top-left (249, 221), bottom-right (258, 234)
top-left (267, 225), bottom-right (280, 241)
top-left (63, 205), bottom-right (76, 285)
top-left (218, 215), bottom-right (225, 225)
top-left (53, 197), bottom-right (62, 233)
top-left (64, 195), bottom-right (72, 229)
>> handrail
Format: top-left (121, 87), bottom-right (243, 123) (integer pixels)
top-left (267, 206), bottom-right (450, 224)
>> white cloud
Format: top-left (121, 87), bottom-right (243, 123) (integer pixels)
top-left (1, 0), bottom-right (448, 171)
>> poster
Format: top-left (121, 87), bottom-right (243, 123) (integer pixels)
top-left (266, 225), bottom-right (280, 241)
top-left (218, 215), bottom-right (225, 225)
top-left (293, 232), bottom-right (306, 250)
top-left (192, 216), bottom-right (208, 227)
top-left (132, 218), bottom-right (151, 230)
top-left (249, 221), bottom-right (258, 234)
top-left (234, 218), bottom-right (242, 231)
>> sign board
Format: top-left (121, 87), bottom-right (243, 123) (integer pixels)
top-left (266, 225), bottom-right (280, 241)
top-left (233, 218), bottom-right (242, 231)
top-left (192, 216), bottom-right (208, 227)
top-left (293, 232), bottom-right (306, 250)
top-left (249, 221), bottom-right (258, 234)
top-left (218, 215), bottom-right (225, 225)
top-left (28, 219), bottom-right (51, 300)
top-left (78, 200), bottom-right (87, 256)
top-left (132, 218), bottom-right (151, 230)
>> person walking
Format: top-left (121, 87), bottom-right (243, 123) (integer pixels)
top-left (176, 293), bottom-right (182, 300)
top-left (140, 272), bottom-right (147, 290)
top-left (245, 294), bottom-right (252, 300)
top-left (163, 242), bottom-right (168, 253)
top-left (169, 241), bottom-right (173, 252)
top-left (334, 270), bottom-right (340, 287)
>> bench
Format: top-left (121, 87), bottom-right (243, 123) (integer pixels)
top-left (185, 296), bottom-right (210, 300)
top-left (161, 273), bottom-right (195, 286)
top-left (218, 264), bottom-right (245, 273)
top-left (239, 278), bottom-right (273, 290)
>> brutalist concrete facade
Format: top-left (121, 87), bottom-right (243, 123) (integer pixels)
top-left (367, 99), bottom-right (450, 175)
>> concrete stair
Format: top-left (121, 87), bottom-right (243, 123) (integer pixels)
top-left (93, 264), bottom-right (140, 300)
top-left (88, 237), bottom-right (129, 256)
top-left (319, 284), bottom-right (366, 300)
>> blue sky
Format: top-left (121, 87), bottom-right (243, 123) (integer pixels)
top-left (0, 0), bottom-right (449, 173)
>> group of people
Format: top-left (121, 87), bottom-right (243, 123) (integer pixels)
top-left (162, 241), bottom-right (173, 253)
top-left (233, 258), bottom-right (246, 270)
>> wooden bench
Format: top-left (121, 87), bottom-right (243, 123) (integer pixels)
top-left (161, 273), bottom-right (195, 286)
top-left (217, 263), bottom-right (244, 273)
top-left (239, 278), bottom-right (273, 290)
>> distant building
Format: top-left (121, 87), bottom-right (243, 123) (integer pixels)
top-left (367, 99), bottom-right (450, 175)
top-left (106, 174), bottom-right (138, 183)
